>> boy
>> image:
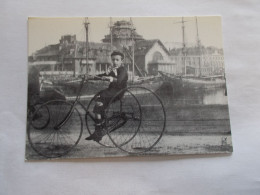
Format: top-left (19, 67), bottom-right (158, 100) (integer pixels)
top-left (85, 50), bottom-right (128, 142)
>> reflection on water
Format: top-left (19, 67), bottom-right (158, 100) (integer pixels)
top-left (156, 82), bottom-right (228, 106)
top-left (202, 88), bottom-right (228, 105)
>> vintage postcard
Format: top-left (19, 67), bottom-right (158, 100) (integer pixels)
top-left (26, 16), bottom-right (232, 160)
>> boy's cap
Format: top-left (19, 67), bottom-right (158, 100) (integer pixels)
top-left (111, 50), bottom-right (124, 59)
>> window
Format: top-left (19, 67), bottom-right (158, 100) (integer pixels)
top-left (70, 49), bottom-right (74, 55)
top-left (152, 51), bottom-right (163, 62)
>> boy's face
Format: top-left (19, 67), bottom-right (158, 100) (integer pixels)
top-left (111, 55), bottom-right (123, 68)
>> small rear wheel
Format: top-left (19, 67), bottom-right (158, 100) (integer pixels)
top-left (28, 103), bottom-right (50, 130)
top-left (27, 100), bottom-right (83, 158)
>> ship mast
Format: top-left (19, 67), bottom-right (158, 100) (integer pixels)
top-left (84, 17), bottom-right (89, 74)
top-left (173, 17), bottom-right (188, 76)
top-left (181, 17), bottom-right (187, 76)
top-left (130, 17), bottom-right (135, 82)
top-left (110, 17), bottom-right (113, 52)
top-left (195, 16), bottom-right (202, 77)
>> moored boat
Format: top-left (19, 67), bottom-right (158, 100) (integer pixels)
top-left (159, 71), bottom-right (225, 90)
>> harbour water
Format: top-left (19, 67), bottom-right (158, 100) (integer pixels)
top-left (156, 82), bottom-right (228, 106)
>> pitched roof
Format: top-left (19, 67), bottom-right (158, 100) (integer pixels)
top-left (35, 44), bottom-right (60, 56)
top-left (134, 39), bottom-right (170, 56)
top-left (76, 41), bottom-right (112, 50)
top-left (169, 46), bottom-right (224, 56)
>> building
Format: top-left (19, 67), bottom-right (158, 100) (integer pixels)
top-left (170, 47), bottom-right (225, 76)
top-left (133, 39), bottom-right (176, 76)
top-left (29, 44), bottom-right (60, 72)
top-left (29, 20), bottom-right (176, 77)
top-left (29, 35), bottom-right (115, 76)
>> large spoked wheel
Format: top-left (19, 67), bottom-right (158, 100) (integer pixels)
top-left (27, 100), bottom-right (83, 158)
top-left (107, 87), bottom-right (166, 154)
top-left (85, 92), bottom-right (119, 148)
top-left (105, 88), bottom-right (143, 154)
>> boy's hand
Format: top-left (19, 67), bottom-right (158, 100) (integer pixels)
top-left (102, 76), bottom-right (113, 82)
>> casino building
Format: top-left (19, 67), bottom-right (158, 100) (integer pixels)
top-left (28, 20), bottom-right (176, 77)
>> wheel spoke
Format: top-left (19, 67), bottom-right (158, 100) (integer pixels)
top-left (107, 87), bottom-right (166, 154)
top-left (27, 100), bottom-right (83, 159)
top-left (85, 93), bottom-right (115, 148)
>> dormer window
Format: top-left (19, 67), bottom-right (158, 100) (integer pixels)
top-left (70, 49), bottom-right (74, 55)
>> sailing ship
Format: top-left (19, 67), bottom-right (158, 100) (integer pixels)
top-left (159, 17), bottom-right (226, 90)
top-left (159, 71), bottom-right (225, 89)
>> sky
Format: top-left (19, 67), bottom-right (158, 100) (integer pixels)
top-left (28, 16), bottom-right (224, 55)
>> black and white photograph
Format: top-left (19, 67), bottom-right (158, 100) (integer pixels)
top-left (26, 16), bottom-right (232, 160)
top-left (3, 0), bottom-right (260, 193)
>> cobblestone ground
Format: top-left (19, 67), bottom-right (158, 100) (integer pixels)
top-left (26, 134), bottom-right (232, 160)
top-left (25, 104), bottom-right (232, 160)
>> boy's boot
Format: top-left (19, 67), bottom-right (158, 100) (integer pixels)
top-left (85, 123), bottom-right (106, 142)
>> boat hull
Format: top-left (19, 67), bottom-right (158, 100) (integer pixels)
top-left (159, 71), bottom-right (226, 90)
top-left (45, 76), bottom-right (163, 101)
